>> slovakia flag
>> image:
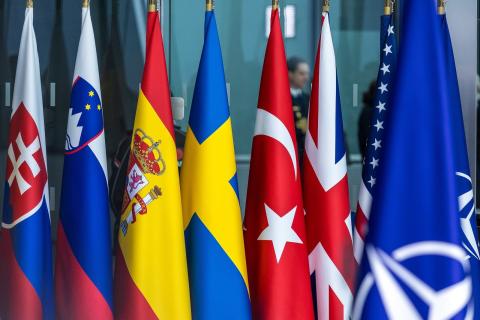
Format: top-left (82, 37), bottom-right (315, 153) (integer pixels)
top-left (0, 6), bottom-right (55, 320)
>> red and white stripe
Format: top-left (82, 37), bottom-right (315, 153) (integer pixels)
top-left (353, 180), bottom-right (373, 263)
top-left (303, 13), bottom-right (357, 320)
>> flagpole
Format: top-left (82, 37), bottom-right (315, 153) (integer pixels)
top-left (384, 0), bottom-right (392, 15)
top-left (323, 0), bottom-right (330, 13)
top-left (438, 0), bottom-right (446, 15)
top-left (148, 0), bottom-right (157, 12)
top-left (82, 0), bottom-right (89, 8)
top-left (26, 0), bottom-right (33, 8)
top-left (272, 0), bottom-right (279, 10)
top-left (206, 0), bottom-right (214, 12)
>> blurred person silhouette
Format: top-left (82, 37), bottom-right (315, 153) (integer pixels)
top-left (358, 81), bottom-right (377, 159)
top-left (288, 56), bottom-right (311, 163)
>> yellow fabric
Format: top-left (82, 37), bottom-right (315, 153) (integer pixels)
top-left (118, 90), bottom-right (192, 319)
top-left (181, 118), bottom-right (249, 288)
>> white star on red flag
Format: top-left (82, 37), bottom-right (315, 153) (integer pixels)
top-left (257, 204), bottom-right (302, 263)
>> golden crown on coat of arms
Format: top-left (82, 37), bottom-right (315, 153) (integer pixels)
top-left (132, 129), bottom-right (166, 176)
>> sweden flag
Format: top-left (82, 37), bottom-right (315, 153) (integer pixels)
top-left (180, 8), bottom-right (251, 320)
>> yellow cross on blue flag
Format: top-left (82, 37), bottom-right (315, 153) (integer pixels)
top-left (180, 7), bottom-right (251, 320)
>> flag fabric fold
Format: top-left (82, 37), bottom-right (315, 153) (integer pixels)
top-left (54, 5), bottom-right (113, 320)
top-left (114, 8), bottom-right (191, 320)
top-left (0, 7), bottom-right (55, 320)
top-left (440, 12), bottom-right (480, 318)
top-left (244, 8), bottom-right (314, 320)
top-left (352, 1), bottom-right (473, 318)
top-left (353, 14), bottom-right (397, 264)
top-left (303, 12), bottom-right (356, 319)
top-left (180, 10), bottom-right (251, 320)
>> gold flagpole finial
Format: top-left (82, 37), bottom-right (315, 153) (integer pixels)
top-left (148, 0), bottom-right (157, 12)
top-left (323, 0), bottom-right (330, 13)
top-left (384, 0), bottom-right (392, 15)
top-left (206, 0), bottom-right (214, 12)
top-left (26, 0), bottom-right (33, 8)
top-left (272, 0), bottom-right (279, 10)
top-left (82, 0), bottom-right (90, 8)
top-left (438, 0), bottom-right (446, 15)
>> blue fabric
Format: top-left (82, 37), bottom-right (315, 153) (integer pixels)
top-left (67, 78), bottom-right (103, 148)
top-left (441, 14), bottom-right (480, 319)
top-left (7, 192), bottom-right (55, 320)
top-left (60, 147), bottom-right (113, 308)
top-left (184, 10), bottom-right (251, 320)
top-left (360, 15), bottom-right (397, 196)
top-left (353, 1), bottom-right (473, 318)
top-left (335, 78), bottom-right (346, 163)
top-left (229, 173), bottom-right (240, 202)
top-left (185, 215), bottom-right (251, 320)
top-left (59, 77), bottom-right (112, 308)
top-left (188, 12), bottom-right (230, 144)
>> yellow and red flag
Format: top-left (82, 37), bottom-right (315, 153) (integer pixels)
top-left (113, 4), bottom-right (191, 319)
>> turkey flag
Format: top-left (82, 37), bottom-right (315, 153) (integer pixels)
top-left (244, 7), bottom-right (314, 320)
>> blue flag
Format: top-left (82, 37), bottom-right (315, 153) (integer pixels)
top-left (180, 9), bottom-right (251, 320)
top-left (352, 1), bottom-right (473, 319)
top-left (441, 13), bottom-right (480, 318)
top-left (354, 14), bottom-right (397, 263)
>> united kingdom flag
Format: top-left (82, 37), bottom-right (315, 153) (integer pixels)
top-left (303, 12), bottom-right (356, 319)
top-left (353, 14), bottom-right (397, 263)
top-left (0, 6), bottom-right (55, 320)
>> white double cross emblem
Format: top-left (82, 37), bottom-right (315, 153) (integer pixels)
top-left (8, 132), bottom-right (41, 195)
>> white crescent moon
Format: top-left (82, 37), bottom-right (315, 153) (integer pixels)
top-left (254, 108), bottom-right (298, 178)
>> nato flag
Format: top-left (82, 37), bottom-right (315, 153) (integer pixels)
top-left (352, 1), bottom-right (473, 319)
top-left (441, 13), bottom-right (480, 319)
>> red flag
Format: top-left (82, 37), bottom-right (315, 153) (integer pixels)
top-left (244, 8), bottom-right (314, 320)
top-left (303, 13), bottom-right (357, 319)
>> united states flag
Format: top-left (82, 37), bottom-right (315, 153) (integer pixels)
top-left (353, 15), bottom-right (397, 263)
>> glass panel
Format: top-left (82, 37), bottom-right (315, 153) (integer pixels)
top-left (331, 0), bottom-right (384, 207)
top-left (0, 0), bottom-right (387, 214)
top-left (169, 0), bottom-right (382, 208)
top-left (0, 0), bottom-right (144, 234)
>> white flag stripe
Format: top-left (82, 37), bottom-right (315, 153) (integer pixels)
top-left (73, 7), bottom-right (102, 100)
top-left (11, 9), bottom-right (47, 170)
top-left (305, 13), bottom-right (347, 192)
top-left (358, 180), bottom-right (373, 219)
top-left (353, 228), bottom-right (365, 263)
top-left (70, 6), bottom-right (107, 181)
top-left (10, 8), bottom-right (50, 214)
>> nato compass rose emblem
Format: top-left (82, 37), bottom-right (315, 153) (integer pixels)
top-left (353, 242), bottom-right (473, 320)
top-left (456, 172), bottom-right (480, 260)
top-left (120, 129), bottom-right (166, 236)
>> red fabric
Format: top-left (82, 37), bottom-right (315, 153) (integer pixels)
top-left (354, 204), bottom-right (368, 242)
top-left (6, 104), bottom-right (47, 222)
top-left (141, 12), bottom-right (175, 139)
top-left (244, 9), bottom-right (314, 320)
top-left (302, 32), bottom-right (357, 319)
top-left (114, 250), bottom-right (157, 320)
top-left (55, 223), bottom-right (113, 320)
top-left (329, 288), bottom-right (344, 320)
top-left (0, 230), bottom-right (42, 320)
top-left (303, 159), bottom-right (356, 290)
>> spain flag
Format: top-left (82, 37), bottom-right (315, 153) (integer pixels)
top-left (113, 3), bottom-right (191, 319)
